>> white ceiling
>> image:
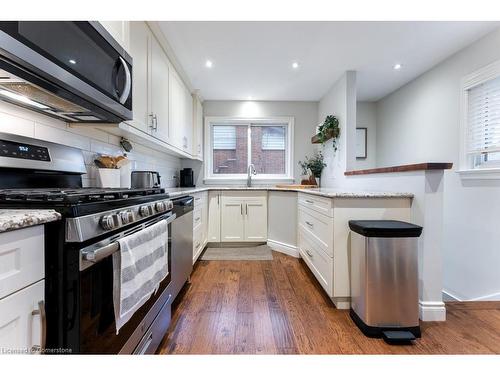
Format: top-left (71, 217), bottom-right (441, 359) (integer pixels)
top-left (158, 21), bottom-right (499, 102)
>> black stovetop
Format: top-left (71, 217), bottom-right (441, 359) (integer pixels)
top-left (0, 187), bottom-right (165, 204)
top-left (0, 187), bottom-right (169, 217)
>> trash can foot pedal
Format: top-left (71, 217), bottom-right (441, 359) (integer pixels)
top-left (382, 330), bottom-right (415, 344)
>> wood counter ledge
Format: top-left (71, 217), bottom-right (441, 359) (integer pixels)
top-left (344, 162), bottom-right (453, 176)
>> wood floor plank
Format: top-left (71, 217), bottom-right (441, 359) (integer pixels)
top-left (158, 251), bottom-right (500, 355)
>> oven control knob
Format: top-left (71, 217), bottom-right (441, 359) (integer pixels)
top-left (139, 205), bottom-right (151, 217)
top-left (155, 201), bottom-right (166, 213)
top-left (100, 215), bottom-right (116, 230)
top-left (119, 211), bottom-right (133, 225)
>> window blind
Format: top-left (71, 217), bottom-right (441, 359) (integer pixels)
top-left (261, 126), bottom-right (286, 150)
top-left (467, 75), bottom-right (500, 154)
top-left (213, 125), bottom-right (236, 149)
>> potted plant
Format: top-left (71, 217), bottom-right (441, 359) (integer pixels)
top-left (298, 152), bottom-right (327, 187)
top-left (316, 115), bottom-right (340, 151)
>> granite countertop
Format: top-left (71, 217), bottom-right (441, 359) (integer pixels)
top-left (0, 209), bottom-right (62, 233)
top-left (163, 186), bottom-right (414, 199)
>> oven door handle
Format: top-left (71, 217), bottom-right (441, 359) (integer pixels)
top-left (83, 214), bottom-right (176, 264)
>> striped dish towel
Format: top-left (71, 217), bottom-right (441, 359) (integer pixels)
top-left (112, 219), bottom-right (169, 334)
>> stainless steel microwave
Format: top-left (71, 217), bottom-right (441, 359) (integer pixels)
top-left (0, 21), bottom-right (132, 123)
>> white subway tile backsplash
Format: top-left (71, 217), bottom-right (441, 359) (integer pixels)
top-left (0, 111), bottom-right (35, 137)
top-left (0, 101), bottom-right (181, 188)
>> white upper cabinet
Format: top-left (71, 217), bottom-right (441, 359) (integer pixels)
top-left (115, 22), bottom-right (195, 158)
top-left (168, 68), bottom-right (193, 155)
top-left (150, 36), bottom-right (170, 144)
top-left (99, 21), bottom-right (130, 52)
top-left (192, 94), bottom-right (203, 161)
top-left (127, 21), bottom-right (150, 133)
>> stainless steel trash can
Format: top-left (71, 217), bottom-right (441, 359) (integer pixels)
top-left (349, 220), bottom-right (423, 342)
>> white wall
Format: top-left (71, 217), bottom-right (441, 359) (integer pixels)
top-left (317, 71), bottom-right (357, 187)
top-left (0, 101), bottom-right (181, 188)
top-left (199, 100), bottom-right (318, 185)
top-left (375, 27), bottom-right (500, 301)
top-left (355, 102), bottom-right (377, 170)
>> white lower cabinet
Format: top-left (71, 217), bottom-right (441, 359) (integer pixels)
top-left (192, 192), bottom-right (208, 263)
top-left (0, 280), bottom-right (45, 354)
top-left (298, 229), bottom-right (333, 296)
top-left (220, 192), bottom-right (268, 242)
top-left (207, 191), bottom-right (221, 242)
top-left (0, 226), bottom-right (46, 353)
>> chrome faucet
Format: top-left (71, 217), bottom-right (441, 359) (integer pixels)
top-left (247, 164), bottom-right (257, 187)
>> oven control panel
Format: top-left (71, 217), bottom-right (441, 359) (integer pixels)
top-left (66, 198), bottom-right (174, 243)
top-left (0, 139), bottom-right (51, 161)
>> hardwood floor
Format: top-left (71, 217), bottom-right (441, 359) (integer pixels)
top-left (158, 251), bottom-right (500, 354)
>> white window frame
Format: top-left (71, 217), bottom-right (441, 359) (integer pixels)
top-left (459, 59), bottom-right (500, 180)
top-left (204, 116), bottom-right (294, 184)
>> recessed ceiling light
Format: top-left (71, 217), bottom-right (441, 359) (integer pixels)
top-left (69, 59), bottom-right (76, 65)
top-left (393, 63), bottom-right (402, 70)
top-left (205, 60), bottom-right (213, 68)
top-left (247, 96), bottom-right (253, 100)
top-left (292, 62), bottom-right (299, 69)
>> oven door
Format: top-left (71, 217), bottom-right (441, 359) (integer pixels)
top-left (78, 213), bottom-right (173, 354)
top-left (0, 21), bottom-right (132, 122)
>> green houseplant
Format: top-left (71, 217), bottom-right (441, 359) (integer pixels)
top-left (298, 152), bottom-right (327, 186)
top-left (317, 115), bottom-right (340, 150)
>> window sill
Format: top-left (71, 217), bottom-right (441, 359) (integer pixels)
top-left (457, 168), bottom-right (500, 180)
top-left (203, 177), bottom-right (294, 186)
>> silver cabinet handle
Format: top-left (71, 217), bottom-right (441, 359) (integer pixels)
top-left (195, 217), bottom-right (201, 222)
top-left (245, 203), bottom-right (248, 216)
top-left (305, 221), bottom-right (314, 227)
top-left (195, 242), bottom-right (201, 249)
top-left (305, 199), bottom-right (314, 204)
top-left (305, 249), bottom-right (313, 258)
top-left (240, 204), bottom-right (243, 215)
top-left (118, 56), bottom-right (132, 104)
top-left (149, 113), bottom-right (155, 129)
top-left (153, 115), bottom-right (158, 131)
top-left (31, 300), bottom-right (46, 352)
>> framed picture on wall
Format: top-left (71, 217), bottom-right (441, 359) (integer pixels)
top-left (356, 127), bottom-right (367, 159)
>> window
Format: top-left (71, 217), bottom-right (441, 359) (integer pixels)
top-left (205, 117), bottom-right (294, 181)
top-left (461, 60), bottom-right (500, 177)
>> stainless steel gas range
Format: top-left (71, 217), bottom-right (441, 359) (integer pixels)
top-left (0, 132), bottom-right (192, 354)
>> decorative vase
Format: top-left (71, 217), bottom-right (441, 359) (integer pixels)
top-left (315, 177), bottom-right (320, 187)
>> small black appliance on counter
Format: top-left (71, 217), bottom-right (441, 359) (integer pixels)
top-left (180, 168), bottom-right (195, 187)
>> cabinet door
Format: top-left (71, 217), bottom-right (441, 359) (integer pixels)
top-left (207, 191), bottom-right (220, 242)
top-left (193, 95), bottom-right (203, 160)
top-left (168, 69), bottom-right (186, 151)
top-left (244, 201), bottom-right (268, 241)
top-left (183, 86), bottom-right (193, 155)
top-left (220, 199), bottom-right (245, 242)
top-left (0, 280), bottom-right (45, 353)
top-left (99, 21), bottom-right (130, 52)
top-left (150, 35), bottom-right (170, 143)
top-left (127, 22), bottom-right (151, 133)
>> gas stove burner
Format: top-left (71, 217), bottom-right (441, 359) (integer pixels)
top-left (0, 187), bottom-right (165, 204)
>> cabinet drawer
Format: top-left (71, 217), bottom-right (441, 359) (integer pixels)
top-left (298, 206), bottom-right (333, 257)
top-left (193, 207), bottom-right (203, 231)
top-left (298, 193), bottom-right (333, 217)
top-left (193, 225), bottom-right (204, 263)
top-left (298, 229), bottom-right (333, 297)
top-left (192, 191), bottom-right (207, 208)
top-left (0, 226), bottom-right (44, 300)
top-left (0, 280), bottom-right (45, 353)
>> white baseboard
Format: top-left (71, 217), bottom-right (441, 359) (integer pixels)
top-left (442, 289), bottom-right (500, 302)
top-left (442, 290), bottom-right (460, 302)
top-left (267, 239), bottom-right (300, 258)
top-left (419, 300), bottom-right (446, 321)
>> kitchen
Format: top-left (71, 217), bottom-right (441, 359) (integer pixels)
top-left (0, 2), bottom-right (499, 372)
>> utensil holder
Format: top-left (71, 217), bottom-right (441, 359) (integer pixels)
top-left (97, 168), bottom-right (120, 188)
